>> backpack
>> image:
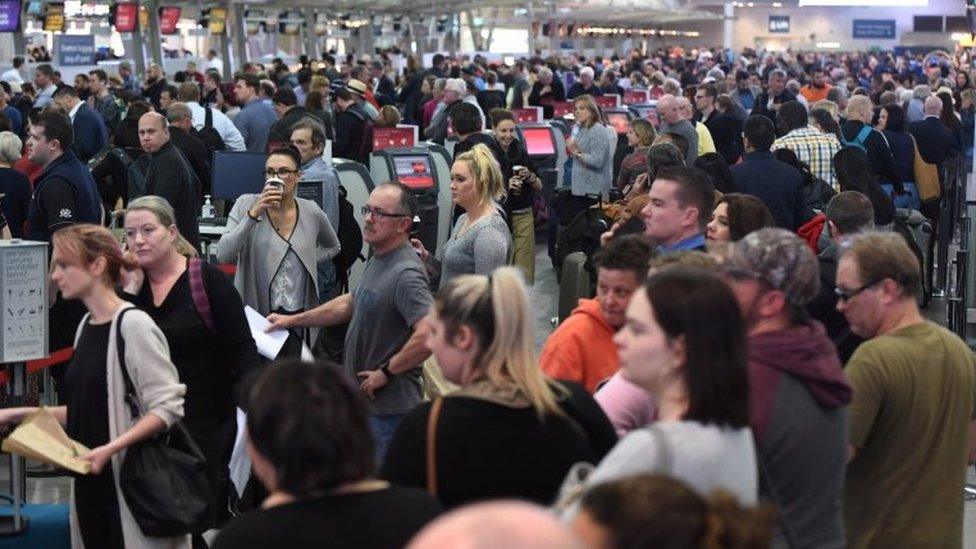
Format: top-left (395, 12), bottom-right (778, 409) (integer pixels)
top-left (332, 185), bottom-right (364, 290)
top-left (841, 125), bottom-right (872, 153)
top-left (187, 257), bottom-right (216, 335)
top-left (892, 210), bottom-right (933, 309)
top-left (554, 204), bottom-right (610, 285)
top-left (346, 107), bottom-right (374, 164)
top-left (89, 147), bottom-right (150, 204)
top-left (192, 107), bottom-right (227, 160)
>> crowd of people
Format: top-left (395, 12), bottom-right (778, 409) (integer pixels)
top-left (0, 42), bottom-right (974, 549)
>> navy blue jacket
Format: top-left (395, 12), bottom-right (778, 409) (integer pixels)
top-left (27, 151), bottom-right (101, 242)
top-left (730, 150), bottom-right (808, 230)
top-left (72, 103), bottom-right (108, 163)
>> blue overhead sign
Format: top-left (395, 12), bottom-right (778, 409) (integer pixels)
top-left (768, 15), bottom-right (790, 34)
top-left (853, 19), bottom-right (896, 39)
top-left (56, 35), bottom-right (95, 66)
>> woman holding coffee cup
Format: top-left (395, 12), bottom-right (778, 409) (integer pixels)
top-left (218, 145), bottom-right (340, 353)
top-left (490, 109), bottom-right (542, 283)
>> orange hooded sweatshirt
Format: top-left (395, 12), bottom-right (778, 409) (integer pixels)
top-left (540, 298), bottom-right (619, 393)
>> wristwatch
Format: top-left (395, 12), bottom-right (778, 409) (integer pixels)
top-left (380, 365), bottom-right (394, 378)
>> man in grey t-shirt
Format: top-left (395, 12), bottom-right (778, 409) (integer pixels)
top-left (656, 94), bottom-right (699, 164)
top-left (268, 182), bottom-right (433, 459)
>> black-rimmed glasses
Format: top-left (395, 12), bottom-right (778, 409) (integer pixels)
top-left (361, 205), bottom-right (408, 220)
top-left (834, 280), bottom-right (880, 302)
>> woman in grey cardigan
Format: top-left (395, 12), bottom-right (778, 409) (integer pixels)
top-left (0, 224), bottom-right (188, 548)
top-left (217, 146), bottom-right (340, 347)
top-left (412, 144), bottom-right (511, 289)
top-left (565, 94), bottom-right (613, 219)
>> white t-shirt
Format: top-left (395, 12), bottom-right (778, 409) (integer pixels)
top-left (1, 68), bottom-right (23, 84)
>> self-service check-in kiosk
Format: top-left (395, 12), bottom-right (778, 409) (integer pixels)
top-left (331, 158), bottom-right (375, 291)
top-left (604, 108), bottom-right (634, 184)
top-left (518, 123), bottom-right (567, 259)
top-left (370, 130), bottom-right (449, 257)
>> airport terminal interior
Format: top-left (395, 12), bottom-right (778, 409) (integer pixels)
top-left (0, 0), bottom-right (975, 546)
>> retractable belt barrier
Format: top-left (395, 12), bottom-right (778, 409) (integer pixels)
top-left (0, 348), bottom-right (75, 386)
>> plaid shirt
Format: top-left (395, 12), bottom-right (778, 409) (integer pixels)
top-left (772, 127), bottom-right (841, 189)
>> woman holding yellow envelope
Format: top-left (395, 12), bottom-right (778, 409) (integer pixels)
top-left (0, 224), bottom-right (188, 549)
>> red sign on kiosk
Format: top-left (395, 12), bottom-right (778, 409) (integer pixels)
top-left (372, 127), bottom-right (416, 151)
top-left (159, 6), bottom-right (181, 34)
top-left (595, 95), bottom-right (620, 109)
top-left (606, 112), bottom-right (631, 134)
top-left (114, 2), bottom-right (138, 32)
top-left (623, 90), bottom-right (649, 105)
top-left (513, 108), bottom-right (541, 123)
top-left (552, 102), bottom-right (574, 118)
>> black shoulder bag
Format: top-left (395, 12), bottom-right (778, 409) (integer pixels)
top-left (114, 308), bottom-right (212, 537)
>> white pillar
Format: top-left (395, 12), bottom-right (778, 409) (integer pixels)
top-left (723, 2), bottom-right (734, 51)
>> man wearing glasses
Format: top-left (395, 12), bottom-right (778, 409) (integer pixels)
top-left (836, 232), bottom-right (976, 548)
top-left (139, 111), bottom-right (200, 250)
top-left (268, 182), bottom-right (433, 461)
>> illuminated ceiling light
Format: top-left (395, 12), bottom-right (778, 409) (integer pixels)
top-left (772, 2), bottom-right (782, 6)
top-left (816, 41), bottom-right (840, 48)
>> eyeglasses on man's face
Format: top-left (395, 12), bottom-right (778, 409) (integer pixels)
top-left (264, 168), bottom-right (299, 178)
top-left (362, 205), bottom-right (408, 220)
top-left (834, 280), bottom-right (880, 303)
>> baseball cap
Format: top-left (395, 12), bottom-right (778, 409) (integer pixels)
top-left (721, 228), bottom-right (820, 306)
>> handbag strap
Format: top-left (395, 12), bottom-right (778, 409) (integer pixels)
top-left (114, 307), bottom-right (142, 421)
top-left (188, 258), bottom-right (216, 335)
top-left (646, 424), bottom-right (673, 475)
top-left (425, 397), bottom-right (444, 497)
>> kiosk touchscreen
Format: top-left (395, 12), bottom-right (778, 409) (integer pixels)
top-left (605, 110), bottom-right (632, 135)
top-left (369, 148), bottom-right (442, 256)
top-left (212, 151), bottom-right (268, 201)
top-left (392, 154), bottom-right (436, 191)
top-left (522, 126), bottom-right (557, 156)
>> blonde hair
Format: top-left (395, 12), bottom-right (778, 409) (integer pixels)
top-left (435, 267), bottom-right (564, 417)
top-left (811, 99), bottom-right (839, 118)
top-left (572, 94), bottom-right (602, 128)
top-left (125, 196), bottom-right (198, 258)
top-left (630, 119), bottom-right (656, 148)
top-left (454, 144), bottom-right (506, 207)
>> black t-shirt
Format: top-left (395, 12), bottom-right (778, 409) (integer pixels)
top-left (211, 486), bottom-right (442, 549)
top-left (382, 381), bottom-right (617, 509)
top-left (36, 177), bottom-right (78, 237)
top-left (65, 320), bottom-right (112, 449)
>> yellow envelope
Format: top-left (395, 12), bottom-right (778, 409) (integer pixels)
top-left (1, 407), bottom-right (91, 475)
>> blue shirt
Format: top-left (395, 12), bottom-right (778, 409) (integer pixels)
top-left (659, 233), bottom-right (706, 253)
top-left (233, 98), bottom-right (277, 152)
top-left (3, 105), bottom-right (21, 135)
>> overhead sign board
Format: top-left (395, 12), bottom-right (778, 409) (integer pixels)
top-left (114, 2), bottom-right (137, 32)
top-left (56, 34), bottom-right (95, 66)
top-left (768, 15), bottom-right (790, 34)
top-left (853, 19), bottom-right (896, 39)
top-left (0, 0), bottom-right (21, 33)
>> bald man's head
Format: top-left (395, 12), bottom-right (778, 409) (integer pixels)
top-left (139, 111), bottom-right (170, 153)
top-left (924, 95), bottom-right (944, 116)
top-left (407, 501), bottom-right (583, 549)
top-left (658, 94), bottom-right (682, 125)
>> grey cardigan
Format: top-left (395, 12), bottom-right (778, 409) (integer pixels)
top-left (70, 303), bottom-right (188, 549)
top-left (217, 195), bottom-right (340, 341)
top-left (571, 122), bottom-right (613, 199)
